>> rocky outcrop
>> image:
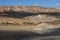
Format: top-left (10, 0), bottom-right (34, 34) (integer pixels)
top-left (0, 6), bottom-right (60, 13)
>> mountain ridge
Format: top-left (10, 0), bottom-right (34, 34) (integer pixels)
top-left (0, 6), bottom-right (60, 13)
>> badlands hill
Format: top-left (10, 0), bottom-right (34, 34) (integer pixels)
top-left (0, 6), bottom-right (60, 40)
top-left (0, 6), bottom-right (60, 13)
top-left (0, 6), bottom-right (59, 31)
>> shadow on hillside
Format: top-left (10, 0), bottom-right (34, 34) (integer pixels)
top-left (0, 28), bottom-right (60, 40)
top-left (0, 12), bottom-right (39, 18)
top-left (0, 31), bottom-right (40, 40)
top-left (0, 12), bottom-right (60, 18)
top-left (40, 12), bottom-right (60, 18)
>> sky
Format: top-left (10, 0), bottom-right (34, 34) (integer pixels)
top-left (0, 0), bottom-right (60, 8)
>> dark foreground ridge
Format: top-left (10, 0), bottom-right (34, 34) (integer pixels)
top-left (0, 28), bottom-right (60, 40)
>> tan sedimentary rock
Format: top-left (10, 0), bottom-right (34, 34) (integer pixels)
top-left (0, 6), bottom-right (59, 13)
top-left (0, 6), bottom-right (60, 33)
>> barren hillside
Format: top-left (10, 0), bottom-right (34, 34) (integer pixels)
top-left (0, 6), bottom-right (59, 32)
top-left (0, 6), bottom-right (60, 40)
top-left (0, 6), bottom-right (60, 13)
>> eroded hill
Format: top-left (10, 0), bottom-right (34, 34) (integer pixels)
top-left (0, 6), bottom-right (59, 33)
top-left (0, 6), bottom-right (60, 40)
top-left (0, 6), bottom-right (60, 13)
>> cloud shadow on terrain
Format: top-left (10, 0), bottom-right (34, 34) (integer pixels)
top-left (0, 12), bottom-right (60, 18)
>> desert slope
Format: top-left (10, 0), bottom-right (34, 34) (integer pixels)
top-left (0, 6), bottom-right (59, 32)
top-left (0, 6), bottom-right (60, 40)
top-left (0, 6), bottom-right (60, 13)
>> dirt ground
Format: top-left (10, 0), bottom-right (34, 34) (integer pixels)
top-left (0, 13), bottom-right (60, 40)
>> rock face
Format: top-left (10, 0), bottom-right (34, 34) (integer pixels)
top-left (0, 6), bottom-right (60, 13)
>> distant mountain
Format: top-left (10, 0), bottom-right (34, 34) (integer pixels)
top-left (0, 6), bottom-right (60, 13)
